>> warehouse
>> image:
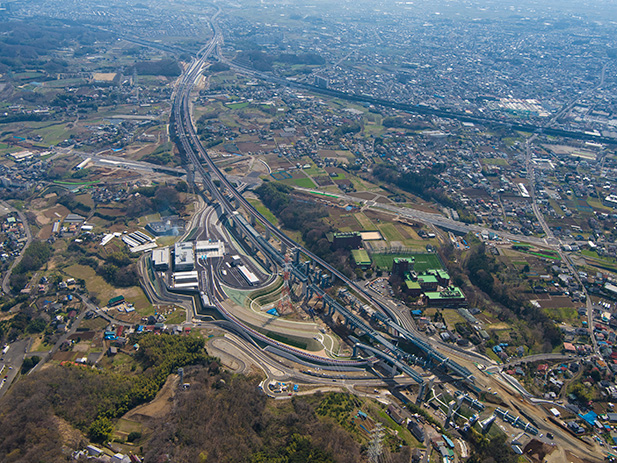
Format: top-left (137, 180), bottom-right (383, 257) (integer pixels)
top-left (152, 247), bottom-right (170, 271)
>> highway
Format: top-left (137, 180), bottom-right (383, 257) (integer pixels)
top-left (168, 12), bottom-right (482, 385)
top-left (164, 19), bottom-right (615, 462)
top-left (220, 53), bottom-right (617, 146)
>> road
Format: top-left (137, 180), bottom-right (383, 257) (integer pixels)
top-left (294, 186), bottom-right (553, 249)
top-left (170, 11), bottom-right (482, 386)
top-left (162, 12), bottom-right (611, 457)
top-left (521, 61), bottom-right (607, 356)
top-left (0, 338), bottom-right (29, 399)
top-left (220, 51), bottom-right (617, 145)
top-left (1, 200), bottom-right (33, 294)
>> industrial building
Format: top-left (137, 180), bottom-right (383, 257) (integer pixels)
top-left (332, 231), bottom-right (362, 249)
top-left (152, 247), bottom-right (170, 271)
top-left (237, 265), bottom-right (259, 285)
top-left (74, 157), bottom-right (91, 170)
top-left (122, 230), bottom-right (157, 253)
top-left (174, 242), bottom-right (195, 271)
top-left (146, 216), bottom-right (186, 236)
top-left (173, 270), bottom-right (199, 290)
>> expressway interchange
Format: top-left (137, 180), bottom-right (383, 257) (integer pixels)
top-left (170, 16), bottom-right (477, 386)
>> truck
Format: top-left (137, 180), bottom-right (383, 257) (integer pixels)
top-left (1, 345), bottom-right (9, 355)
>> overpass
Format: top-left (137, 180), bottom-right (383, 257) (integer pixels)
top-left (171, 12), bottom-right (475, 385)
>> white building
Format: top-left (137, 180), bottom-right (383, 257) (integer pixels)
top-left (152, 247), bottom-right (170, 271)
top-left (174, 242), bottom-right (194, 272)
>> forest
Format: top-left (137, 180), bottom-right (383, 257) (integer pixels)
top-left (0, 332), bottom-right (418, 463)
top-left (143, 365), bottom-right (413, 463)
top-left (132, 59), bottom-right (182, 77)
top-left (0, 19), bottom-right (109, 72)
top-left (372, 163), bottom-right (456, 209)
top-left (0, 334), bottom-right (212, 461)
top-left (234, 50), bottom-right (325, 71)
top-left (255, 181), bottom-right (355, 277)
top-left (9, 241), bottom-right (53, 292)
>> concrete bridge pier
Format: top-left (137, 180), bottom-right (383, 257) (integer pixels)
top-left (293, 248), bottom-right (300, 265)
top-left (304, 284), bottom-right (313, 301)
top-left (416, 383), bottom-right (426, 405)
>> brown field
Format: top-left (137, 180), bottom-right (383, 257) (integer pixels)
top-left (314, 175), bottom-right (334, 186)
top-left (68, 331), bottom-right (96, 341)
top-left (536, 296), bottom-right (577, 309)
top-left (38, 223), bottom-right (53, 240)
top-left (52, 351), bottom-right (76, 362)
top-left (95, 206), bottom-right (126, 217)
top-left (124, 374), bottom-right (179, 423)
top-left (39, 204), bottom-right (71, 224)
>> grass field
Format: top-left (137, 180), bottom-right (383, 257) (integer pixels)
top-left (378, 223), bottom-right (405, 242)
top-left (226, 102), bottom-right (249, 110)
top-left (164, 308), bottom-right (186, 324)
top-left (29, 122), bottom-right (73, 145)
top-left (64, 264), bottom-right (151, 311)
top-left (371, 253), bottom-right (442, 271)
top-left (290, 177), bottom-right (317, 188)
top-left (247, 198), bottom-right (279, 226)
top-left (481, 158), bottom-right (509, 166)
top-left (354, 212), bottom-right (375, 229)
top-left (44, 78), bottom-right (87, 88)
top-left (543, 307), bottom-right (579, 324)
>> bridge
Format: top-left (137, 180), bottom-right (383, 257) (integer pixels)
top-left (170, 14), bottom-right (475, 385)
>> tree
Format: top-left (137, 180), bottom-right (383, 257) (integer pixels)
top-left (20, 355), bottom-right (39, 374)
top-left (88, 416), bottom-right (113, 443)
top-left (127, 432), bottom-right (142, 442)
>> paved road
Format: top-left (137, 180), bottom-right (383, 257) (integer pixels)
top-left (0, 338), bottom-right (29, 399)
top-left (1, 201), bottom-right (33, 294)
top-left (294, 187), bottom-right (552, 249)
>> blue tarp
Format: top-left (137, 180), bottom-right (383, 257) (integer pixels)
top-left (442, 434), bottom-right (455, 448)
top-left (579, 411), bottom-right (598, 426)
top-left (266, 308), bottom-right (279, 316)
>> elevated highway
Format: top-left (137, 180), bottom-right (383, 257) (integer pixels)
top-left (171, 12), bottom-right (475, 384)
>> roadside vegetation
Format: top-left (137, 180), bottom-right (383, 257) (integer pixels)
top-left (255, 181), bottom-right (355, 277)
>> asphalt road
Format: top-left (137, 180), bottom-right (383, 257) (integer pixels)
top-left (0, 338), bottom-right (30, 399)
